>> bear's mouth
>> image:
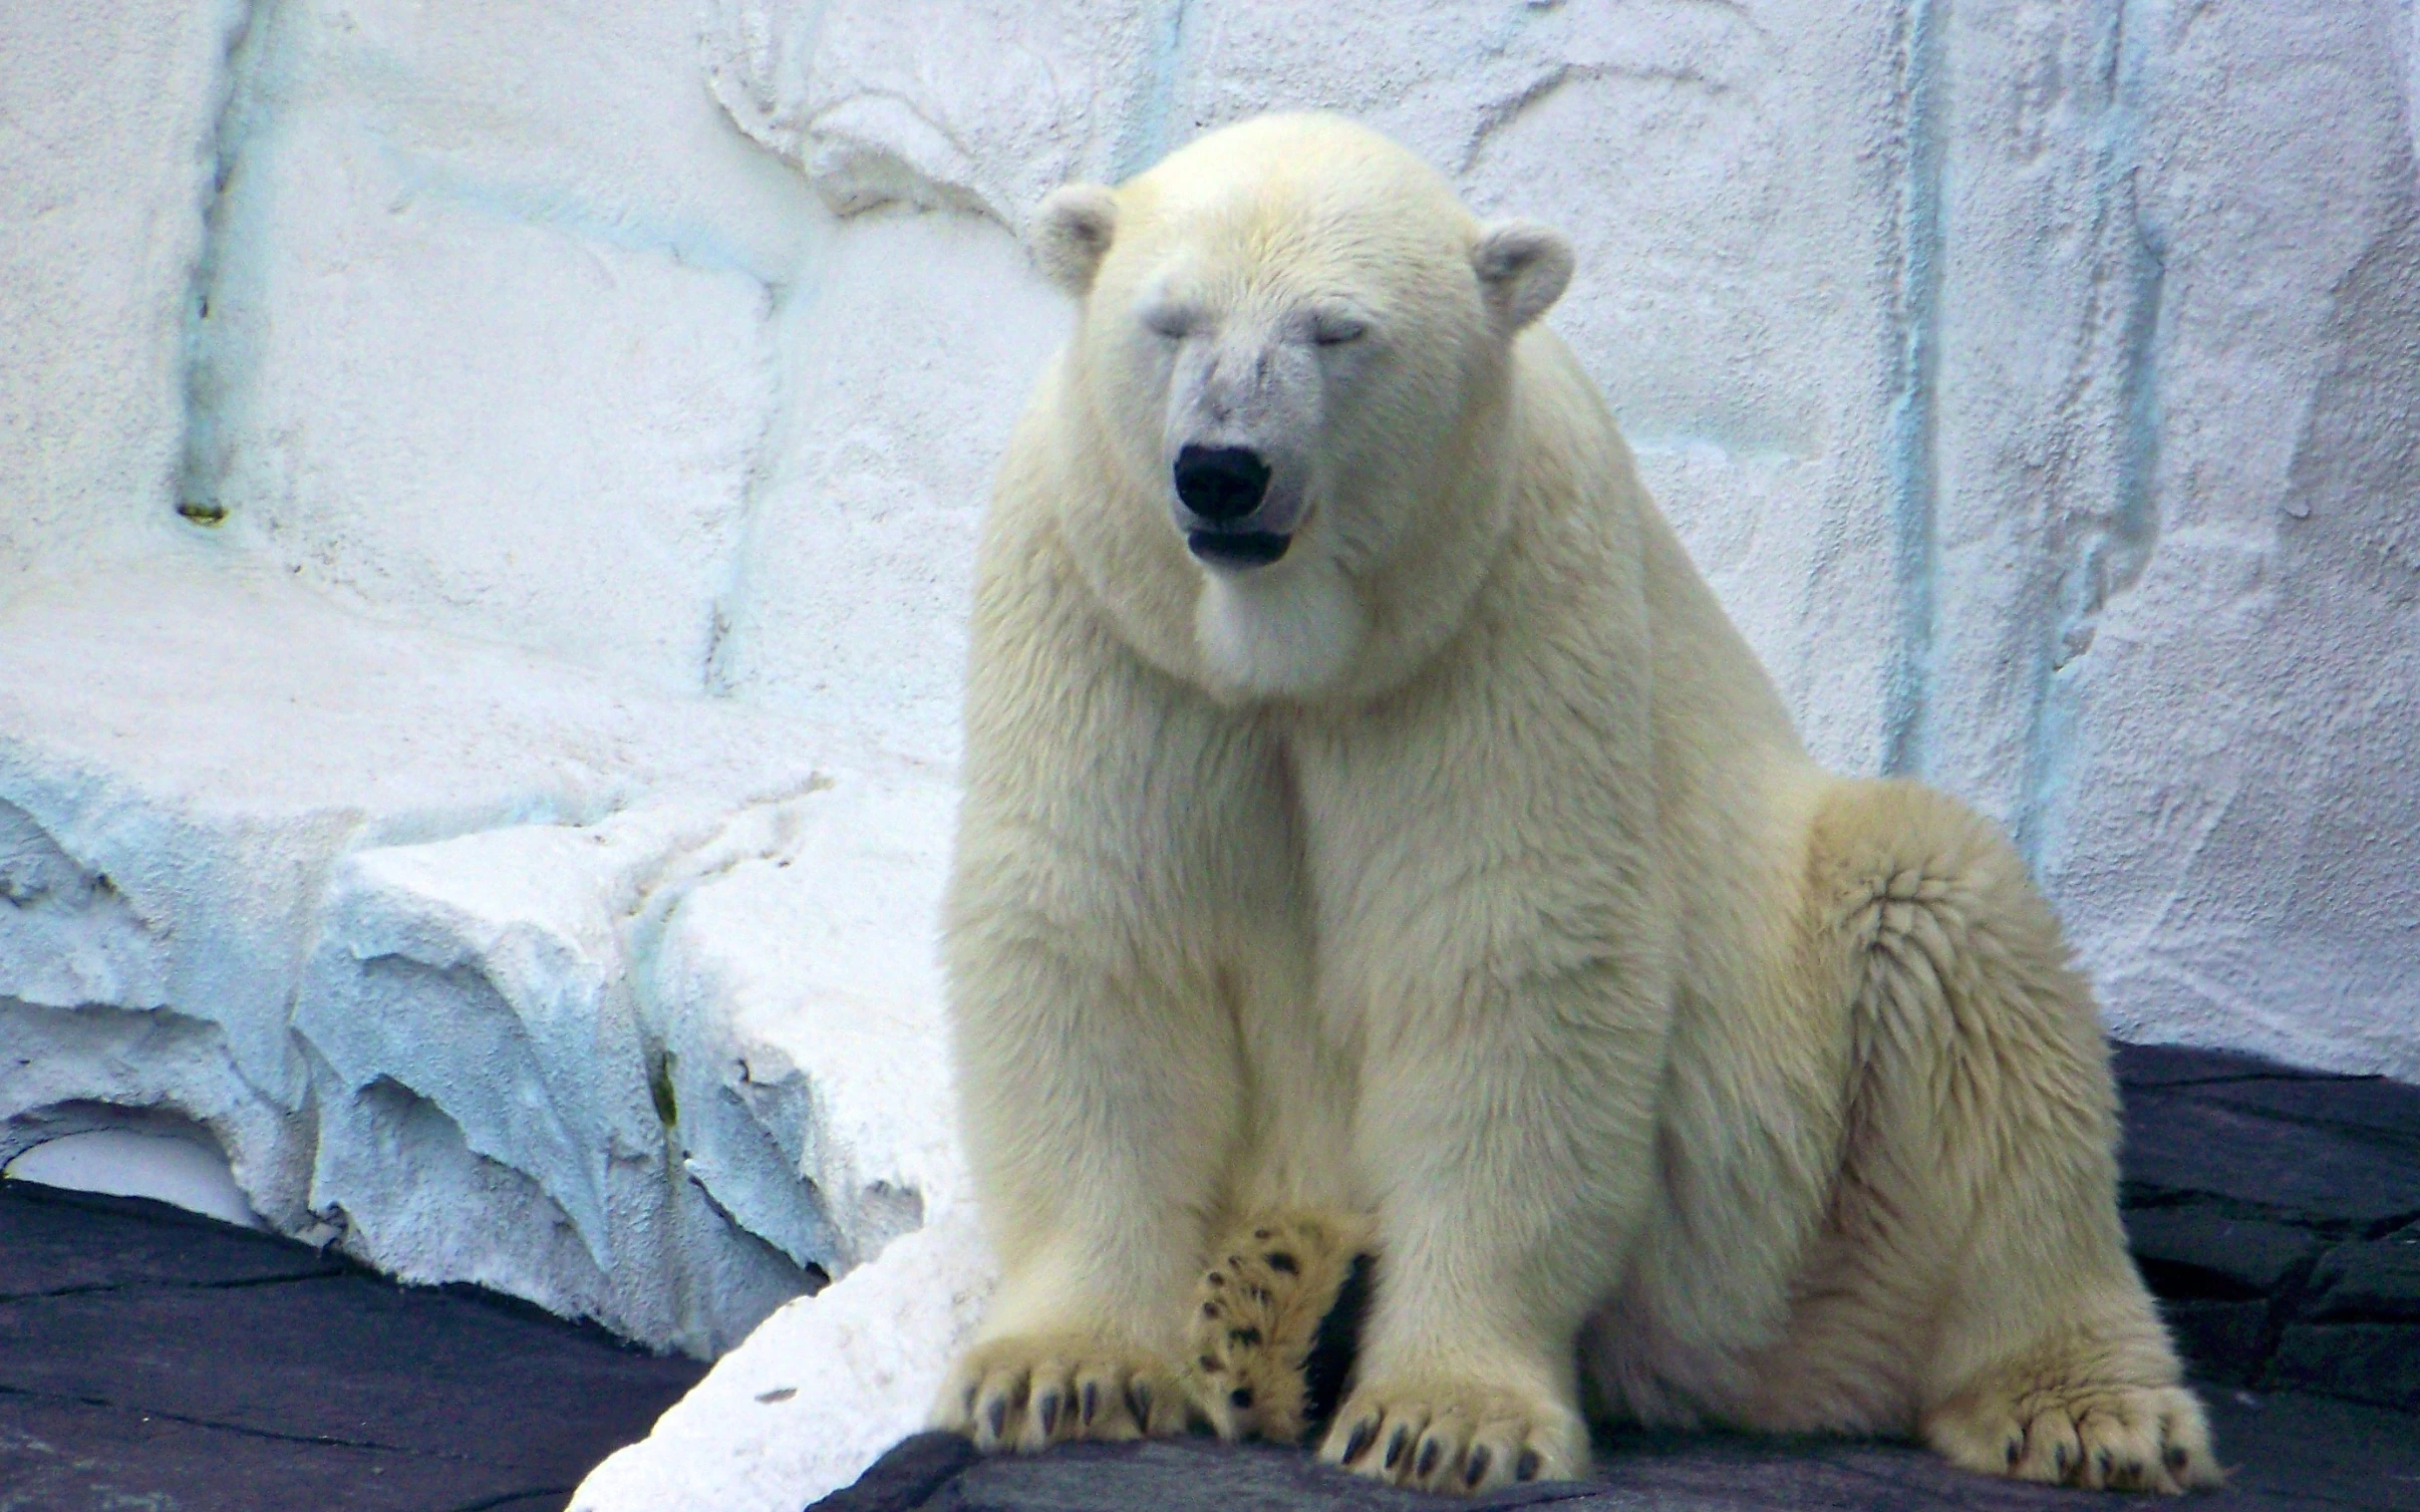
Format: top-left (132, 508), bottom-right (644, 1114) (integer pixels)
top-left (1187, 529), bottom-right (1292, 570)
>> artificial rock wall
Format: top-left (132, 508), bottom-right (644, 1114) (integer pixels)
top-left (3, 0), bottom-right (2415, 1357)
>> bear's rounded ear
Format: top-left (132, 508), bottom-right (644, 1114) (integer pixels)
top-left (1029, 183), bottom-right (1120, 297)
top-left (1472, 218), bottom-right (1574, 331)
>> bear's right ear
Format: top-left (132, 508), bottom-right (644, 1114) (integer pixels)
top-left (1029, 184), bottom-right (1120, 297)
top-left (1472, 218), bottom-right (1575, 332)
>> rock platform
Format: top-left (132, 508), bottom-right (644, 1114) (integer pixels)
top-left (814, 1044), bottom-right (2420, 1512)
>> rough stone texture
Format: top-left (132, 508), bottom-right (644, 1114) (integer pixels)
top-left (2113, 1045), bottom-right (2420, 1410)
top-left (5, 0), bottom-right (2418, 1486)
top-left (690, 0), bottom-right (2420, 1082)
top-left (2307, 1236), bottom-right (2420, 1326)
top-left (21, 0), bottom-right (2410, 1069)
top-left (0, 1179), bottom-right (704, 1512)
top-left (813, 1389), bottom-right (2420, 1512)
top-left (0, 563), bottom-right (960, 1357)
top-left (176, 0), bottom-right (824, 696)
top-left (0, 0), bottom-right (240, 604)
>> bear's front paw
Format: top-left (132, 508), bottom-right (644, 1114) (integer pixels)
top-left (1925, 1378), bottom-right (2220, 1494)
top-left (934, 1335), bottom-right (1186, 1452)
top-left (1320, 1374), bottom-right (1587, 1495)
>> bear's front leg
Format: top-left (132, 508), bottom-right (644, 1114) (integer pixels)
top-left (933, 551), bottom-right (1298, 1453)
top-left (1321, 960), bottom-right (1668, 1493)
top-left (932, 914), bottom-right (1247, 1450)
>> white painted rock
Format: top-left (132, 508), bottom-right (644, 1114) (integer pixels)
top-left (571, 1207), bottom-right (995, 1512)
top-left (0, 561), bottom-right (959, 1355)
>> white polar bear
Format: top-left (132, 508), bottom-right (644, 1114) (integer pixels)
top-left (932, 113), bottom-right (2217, 1497)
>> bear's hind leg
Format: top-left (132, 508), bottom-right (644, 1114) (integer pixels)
top-left (1805, 780), bottom-right (2220, 1494)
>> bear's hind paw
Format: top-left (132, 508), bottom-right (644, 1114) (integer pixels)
top-left (1925, 1377), bottom-right (2221, 1494)
top-left (1185, 1209), bottom-right (1372, 1445)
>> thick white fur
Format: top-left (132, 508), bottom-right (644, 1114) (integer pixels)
top-left (934, 114), bottom-right (2216, 1497)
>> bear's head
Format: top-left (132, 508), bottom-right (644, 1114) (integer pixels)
top-left (1028, 114), bottom-right (1574, 701)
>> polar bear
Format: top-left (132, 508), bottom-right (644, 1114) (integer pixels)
top-left (932, 113), bottom-right (2217, 1496)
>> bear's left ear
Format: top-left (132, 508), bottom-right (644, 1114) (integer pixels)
top-left (1472, 219), bottom-right (1574, 332)
top-left (1029, 183), bottom-right (1120, 297)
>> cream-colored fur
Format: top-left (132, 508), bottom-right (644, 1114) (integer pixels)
top-left (931, 114), bottom-right (2217, 1497)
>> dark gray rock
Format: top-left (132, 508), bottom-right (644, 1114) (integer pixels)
top-left (2188, 1077), bottom-right (2420, 1154)
top-left (2119, 1089), bottom-right (2420, 1231)
top-left (0, 1272), bottom-right (688, 1463)
top-left (0, 1179), bottom-right (350, 1299)
top-left (2122, 1210), bottom-right (2319, 1385)
top-left (2159, 1300), bottom-right (2273, 1386)
top-left (816, 1432), bottom-right (982, 1512)
top-left (814, 1391), bottom-right (2420, 1512)
top-left (2269, 1324), bottom-right (2420, 1411)
top-left (829, 1431), bottom-right (2095, 1512)
top-left (0, 1180), bottom-right (705, 1512)
top-left (2110, 1050), bottom-right (2420, 1401)
top-left (2125, 1209), bottom-right (2324, 1297)
top-left (2109, 1045), bottom-right (2341, 1090)
top-left (2302, 1233), bottom-right (2420, 1324)
top-left (2197, 1387), bottom-right (2420, 1510)
top-left (0, 1388), bottom-right (570, 1512)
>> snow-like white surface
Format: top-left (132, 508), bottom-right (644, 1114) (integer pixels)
top-left (4, 0), bottom-right (2416, 1507)
top-left (0, 558), bottom-right (959, 1355)
top-left (179, 0), bottom-right (820, 694)
top-left (0, 0), bottom-right (239, 597)
top-left (571, 1208), bottom-right (994, 1512)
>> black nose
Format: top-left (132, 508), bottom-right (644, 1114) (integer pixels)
top-left (1173, 446), bottom-right (1271, 523)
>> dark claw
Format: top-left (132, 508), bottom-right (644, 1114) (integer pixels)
top-left (1384, 1426), bottom-right (1411, 1470)
top-left (1202, 1301), bottom-right (1220, 1318)
top-left (1127, 1381), bottom-right (1155, 1429)
top-left (1207, 1272), bottom-right (1225, 1287)
top-left (1464, 1446), bottom-right (1492, 1488)
top-left (1254, 1229), bottom-right (1272, 1240)
top-left (2096, 1449), bottom-right (2112, 1481)
top-left (1415, 1438), bottom-right (1442, 1480)
top-left (1342, 1418), bottom-right (1378, 1464)
top-left (985, 1395), bottom-right (1008, 1440)
top-left (2122, 1460), bottom-right (2144, 1485)
top-left (1230, 1328), bottom-right (1262, 1347)
top-left (1037, 1390), bottom-right (1061, 1437)
top-left (1080, 1381), bottom-right (1099, 1426)
top-left (1199, 1354), bottom-right (1219, 1371)
top-left (1230, 1386), bottom-right (1254, 1409)
top-left (1516, 1447), bottom-right (1542, 1482)
top-left (2166, 1445), bottom-right (2190, 1472)
top-left (2053, 1444), bottom-right (2069, 1477)
top-left (1267, 1251), bottom-right (1300, 1274)
top-left (2005, 1438), bottom-right (2022, 1468)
